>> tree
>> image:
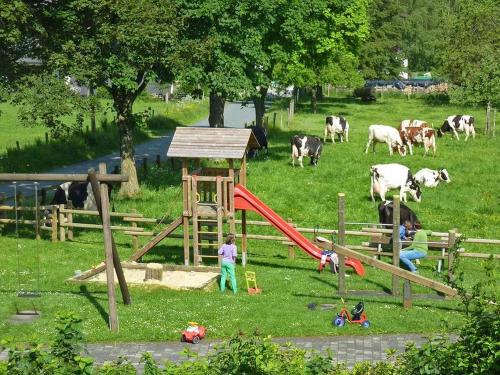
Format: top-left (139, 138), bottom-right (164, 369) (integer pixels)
top-left (11, 74), bottom-right (85, 138)
top-left (439, 0), bottom-right (500, 107)
top-left (177, 0), bottom-right (254, 128)
top-left (272, 0), bottom-right (369, 113)
top-left (37, 0), bottom-right (180, 195)
top-left (358, 0), bottom-right (405, 79)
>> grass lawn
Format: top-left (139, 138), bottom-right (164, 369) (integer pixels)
top-left (0, 96), bottom-right (208, 173)
top-left (0, 94), bottom-right (498, 344)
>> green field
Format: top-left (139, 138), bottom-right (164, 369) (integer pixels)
top-left (0, 97), bottom-right (208, 173)
top-left (0, 94), bottom-right (498, 344)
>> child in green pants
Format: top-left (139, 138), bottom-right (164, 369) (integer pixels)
top-left (218, 234), bottom-right (238, 294)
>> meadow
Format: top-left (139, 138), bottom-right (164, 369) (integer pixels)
top-left (0, 93), bottom-right (498, 344)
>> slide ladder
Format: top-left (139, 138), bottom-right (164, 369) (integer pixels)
top-left (233, 184), bottom-right (365, 276)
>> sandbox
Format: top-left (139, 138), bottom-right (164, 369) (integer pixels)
top-left (72, 262), bottom-right (219, 290)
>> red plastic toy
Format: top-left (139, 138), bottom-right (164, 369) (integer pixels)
top-left (333, 298), bottom-right (370, 328)
top-left (181, 322), bottom-right (206, 344)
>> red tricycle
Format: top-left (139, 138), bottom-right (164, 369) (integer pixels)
top-left (333, 298), bottom-right (370, 328)
top-left (181, 322), bottom-right (206, 344)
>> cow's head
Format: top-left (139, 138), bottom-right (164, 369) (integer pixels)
top-left (393, 143), bottom-right (407, 157)
top-left (311, 142), bottom-right (323, 166)
top-left (438, 168), bottom-right (451, 183)
top-left (438, 121), bottom-right (451, 137)
top-left (407, 179), bottom-right (422, 203)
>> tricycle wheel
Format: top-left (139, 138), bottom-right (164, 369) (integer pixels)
top-left (192, 335), bottom-right (200, 344)
top-left (333, 315), bottom-right (345, 327)
top-left (362, 320), bottom-right (370, 328)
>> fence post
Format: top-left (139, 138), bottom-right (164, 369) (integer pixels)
top-left (16, 141), bottom-right (20, 150)
top-left (131, 209), bottom-right (139, 253)
top-left (17, 192), bottom-right (24, 221)
top-left (447, 229), bottom-right (457, 282)
top-left (67, 200), bottom-right (73, 241)
top-left (51, 205), bottom-right (58, 242)
top-left (35, 185), bottom-right (40, 240)
top-left (403, 280), bottom-right (412, 309)
top-left (59, 204), bottom-right (66, 241)
top-left (287, 218), bottom-right (295, 260)
top-left (0, 193), bottom-right (4, 220)
top-left (156, 154), bottom-right (161, 168)
top-left (392, 195), bottom-right (401, 296)
top-left (338, 193), bottom-right (346, 295)
top-left (45, 132), bottom-right (49, 144)
top-left (273, 112), bottom-right (276, 128)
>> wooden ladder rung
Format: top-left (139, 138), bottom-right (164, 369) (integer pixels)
top-left (199, 255), bottom-right (219, 258)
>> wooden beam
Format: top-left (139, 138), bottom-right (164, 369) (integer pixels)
top-left (315, 239), bottom-right (457, 297)
top-left (0, 173), bottom-right (128, 182)
top-left (338, 193), bottom-right (346, 295)
top-left (392, 195), bottom-right (401, 296)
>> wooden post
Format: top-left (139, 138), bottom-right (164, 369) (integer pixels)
top-left (51, 205), bottom-right (58, 242)
top-left (447, 229), bottom-right (457, 282)
top-left (16, 141), bottom-right (20, 150)
top-left (145, 263), bottom-right (163, 281)
top-left (287, 218), bottom-right (295, 260)
top-left (403, 280), bottom-right (412, 309)
top-left (67, 200), bottom-right (73, 241)
top-left (34, 185), bottom-right (40, 240)
top-left (192, 177), bottom-right (200, 266)
top-left (240, 155), bottom-right (247, 186)
top-left (156, 154), bottom-right (161, 168)
top-left (59, 204), bottom-right (66, 242)
top-left (337, 193), bottom-right (346, 295)
top-left (131, 209), bottom-right (139, 253)
top-left (89, 164), bottom-right (131, 308)
top-left (273, 112), bottom-right (276, 128)
top-left (392, 195), bottom-right (401, 296)
top-left (182, 159), bottom-right (190, 266)
top-left (228, 159), bottom-right (236, 235)
top-left (242, 210), bottom-right (247, 266)
top-left (45, 132), bottom-right (49, 144)
top-left (216, 176), bottom-right (223, 266)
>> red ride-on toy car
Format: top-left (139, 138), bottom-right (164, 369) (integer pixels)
top-left (333, 298), bottom-right (370, 328)
top-left (181, 322), bottom-right (206, 344)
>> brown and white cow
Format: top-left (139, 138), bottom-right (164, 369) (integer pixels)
top-left (365, 125), bottom-right (407, 156)
top-left (399, 120), bottom-right (436, 156)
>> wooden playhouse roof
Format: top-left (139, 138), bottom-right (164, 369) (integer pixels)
top-left (167, 127), bottom-right (260, 159)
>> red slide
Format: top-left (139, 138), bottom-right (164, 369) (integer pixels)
top-left (234, 184), bottom-right (365, 277)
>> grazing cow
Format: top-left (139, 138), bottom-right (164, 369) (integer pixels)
top-left (370, 163), bottom-right (422, 202)
top-left (324, 115), bottom-right (349, 144)
top-left (378, 200), bottom-right (421, 230)
top-left (247, 126), bottom-right (268, 158)
top-left (438, 115), bottom-right (475, 140)
top-left (50, 182), bottom-right (99, 210)
top-left (414, 168), bottom-right (450, 188)
top-left (291, 135), bottom-right (323, 167)
top-left (365, 125), bottom-right (407, 156)
top-left (399, 122), bottom-right (437, 156)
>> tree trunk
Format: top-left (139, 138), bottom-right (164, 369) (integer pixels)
top-left (311, 87), bottom-right (317, 113)
top-left (316, 85), bottom-right (324, 100)
top-left (89, 86), bottom-right (97, 132)
top-left (115, 98), bottom-right (140, 196)
top-left (209, 91), bottom-right (225, 128)
top-left (253, 86), bottom-right (268, 127)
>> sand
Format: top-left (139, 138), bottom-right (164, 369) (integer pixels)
top-left (88, 268), bottom-right (219, 290)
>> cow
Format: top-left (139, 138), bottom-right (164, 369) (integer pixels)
top-left (399, 121), bottom-right (437, 156)
top-left (438, 115), bottom-right (475, 141)
top-left (365, 125), bottom-right (407, 156)
top-left (247, 125), bottom-right (268, 158)
top-left (378, 200), bottom-right (421, 230)
top-left (324, 115), bottom-right (349, 144)
top-left (414, 168), bottom-right (451, 188)
top-left (50, 182), bottom-right (99, 210)
top-left (291, 135), bottom-right (323, 167)
top-left (370, 163), bottom-right (422, 202)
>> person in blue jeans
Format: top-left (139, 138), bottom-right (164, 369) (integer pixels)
top-left (218, 234), bottom-right (238, 294)
top-left (400, 229), bottom-right (432, 272)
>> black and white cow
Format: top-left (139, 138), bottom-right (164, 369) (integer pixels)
top-left (414, 168), bottom-right (450, 188)
top-left (324, 115), bottom-right (349, 144)
top-left (378, 200), bottom-right (421, 230)
top-left (370, 163), bottom-right (422, 202)
top-left (247, 125), bottom-right (268, 158)
top-left (291, 135), bottom-right (323, 167)
top-left (438, 115), bottom-right (475, 141)
top-left (50, 182), bottom-right (98, 210)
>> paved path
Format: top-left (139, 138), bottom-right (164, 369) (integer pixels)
top-left (0, 102), bottom-right (256, 199)
top-left (1, 333), bottom-right (456, 372)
